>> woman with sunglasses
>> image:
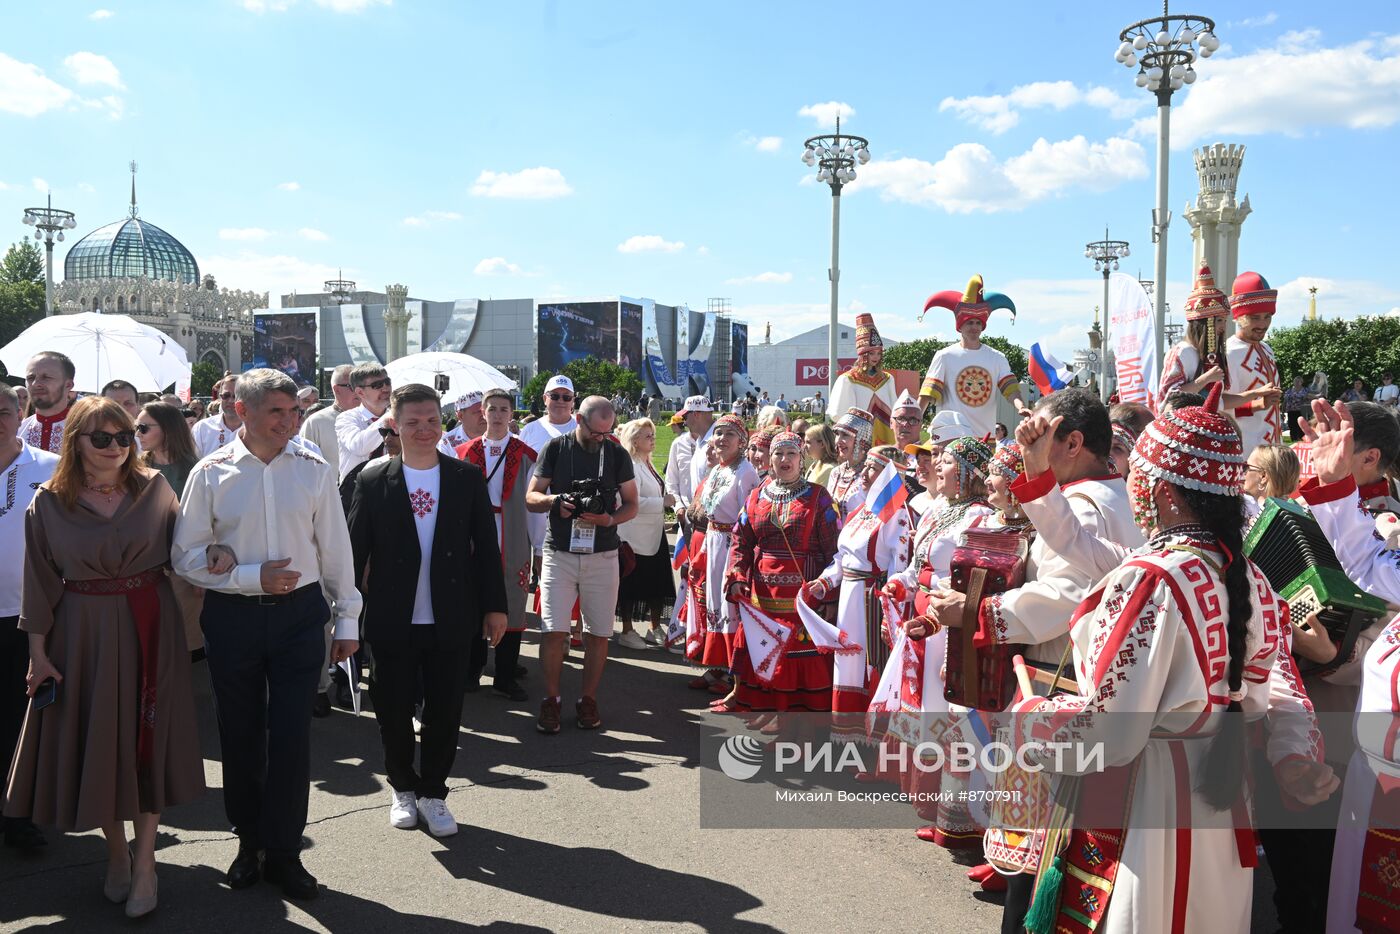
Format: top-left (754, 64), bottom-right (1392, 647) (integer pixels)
top-left (4, 397), bottom-right (205, 918)
top-left (138, 401), bottom-right (206, 656)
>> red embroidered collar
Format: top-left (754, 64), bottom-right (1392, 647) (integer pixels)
top-left (1360, 479), bottom-right (1391, 501)
top-left (35, 407), bottom-right (69, 425)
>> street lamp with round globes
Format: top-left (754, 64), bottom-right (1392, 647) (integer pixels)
top-left (19, 192), bottom-right (76, 317)
top-left (802, 114), bottom-right (871, 396)
top-left (1114, 2), bottom-right (1216, 376)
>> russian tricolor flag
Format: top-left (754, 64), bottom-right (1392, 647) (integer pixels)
top-left (672, 533), bottom-right (688, 570)
top-left (865, 460), bottom-right (908, 523)
top-left (1028, 343), bottom-right (1073, 397)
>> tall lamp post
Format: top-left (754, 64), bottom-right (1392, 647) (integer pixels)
top-left (1114, 3), bottom-right (1218, 370)
top-left (801, 117), bottom-right (870, 394)
top-left (21, 193), bottom-right (77, 317)
top-left (1084, 228), bottom-right (1130, 401)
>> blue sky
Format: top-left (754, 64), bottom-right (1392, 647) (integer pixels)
top-left (2, 1), bottom-right (1398, 363)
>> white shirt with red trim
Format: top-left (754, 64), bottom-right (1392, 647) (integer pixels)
top-left (920, 344), bottom-right (1013, 440)
top-left (1225, 335), bottom-right (1282, 453)
top-left (18, 409), bottom-right (69, 454)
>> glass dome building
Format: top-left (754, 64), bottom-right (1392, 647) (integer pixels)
top-left (64, 215), bottom-right (200, 285)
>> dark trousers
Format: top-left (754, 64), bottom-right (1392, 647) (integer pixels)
top-left (1287, 410), bottom-right (1307, 443)
top-left (1001, 872), bottom-right (1034, 934)
top-left (202, 587), bottom-right (328, 856)
top-left (1254, 747), bottom-right (1339, 933)
top-left (469, 629), bottom-right (522, 687)
top-left (369, 626), bottom-right (467, 800)
top-left (1, 617), bottom-right (28, 821)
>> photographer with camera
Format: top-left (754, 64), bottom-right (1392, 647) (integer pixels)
top-left (525, 396), bottom-right (638, 734)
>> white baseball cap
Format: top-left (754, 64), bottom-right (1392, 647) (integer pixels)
top-left (544, 375), bottom-right (575, 394)
top-left (679, 394), bottom-right (713, 414)
top-left (927, 410), bottom-right (973, 440)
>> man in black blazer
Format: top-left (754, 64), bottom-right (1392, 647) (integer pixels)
top-left (347, 383), bottom-right (507, 838)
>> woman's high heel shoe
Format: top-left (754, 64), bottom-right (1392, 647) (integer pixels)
top-left (125, 867), bottom-right (158, 918)
top-left (103, 846), bottom-right (132, 904)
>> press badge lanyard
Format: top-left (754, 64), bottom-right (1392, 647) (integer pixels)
top-left (568, 440), bottom-right (607, 554)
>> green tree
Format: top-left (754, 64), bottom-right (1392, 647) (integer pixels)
top-left (190, 361), bottom-right (222, 397)
top-left (527, 357), bottom-right (645, 407)
top-left (1271, 317), bottom-right (1400, 398)
top-left (0, 241), bottom-right (43, 285)
top-left (882, 335), bottom-right (1029, 380)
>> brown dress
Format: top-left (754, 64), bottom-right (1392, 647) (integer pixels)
top-left (3, 471), bottom-right (205, 830)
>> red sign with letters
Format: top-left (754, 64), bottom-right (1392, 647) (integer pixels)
top-left (795, 358), bottom-right (856, 385)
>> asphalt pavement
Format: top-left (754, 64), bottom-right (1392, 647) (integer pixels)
top-left (1, 627), bottom-right (1279, 933)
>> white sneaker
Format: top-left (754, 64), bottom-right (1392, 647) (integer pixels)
top-left (417, 797), bottom-right (458, 838)
top-left (389, 790), bottom-right (418, 829)
top-left (644, 629), bottom-right (664, 647)
top-left (618, 630), bottom-right (650, 650)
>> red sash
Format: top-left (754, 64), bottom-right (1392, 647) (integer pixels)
top-left (64, 567), bottom-right (166, 774)
top-left (1357, 773), bottom-right (1400, 932)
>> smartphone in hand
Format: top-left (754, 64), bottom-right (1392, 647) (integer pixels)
top-left (33, 678), bottom-right (57, 710)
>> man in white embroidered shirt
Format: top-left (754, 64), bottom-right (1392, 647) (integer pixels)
top-left (172, 368), bottom-right (360, 902)
top-left (191, 374), bottom-right (245, 457)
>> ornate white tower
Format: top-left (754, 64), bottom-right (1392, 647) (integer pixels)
top-left (1184, 143), bottom-right (1251, 292)
top-left (383, 284), bottom-right (410, 362)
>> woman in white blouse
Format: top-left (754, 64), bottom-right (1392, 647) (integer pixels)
top-left (615, 419), bottom-right (678, 650)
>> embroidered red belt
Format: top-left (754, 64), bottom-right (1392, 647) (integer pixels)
top-left (64, 566), bottom-right (165, 774)
top-left (709, 521), bottom-right (734, 534)
top-left (842, 569), bottom-right (880, 581)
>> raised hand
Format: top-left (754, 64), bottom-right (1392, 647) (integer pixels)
top-left (1015, 413), bottom-right (1062, 478)
top-left (1308, 398), bottom-right (1355, 485)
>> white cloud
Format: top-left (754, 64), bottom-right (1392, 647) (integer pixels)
top-left (617, 235), bottom-right (684, 254)
top-left (298, 227), bottom-right (329, 241)
top-left (88, 9), bottom-right (115, 20)
top-left (1235, 12), bottom-right (1278, 27)
top-left (474, 257), bottom-right (524, 277)
top-left (1133, 31), bottom-right (1400, 149)
top-left (78, 182), bottom-right (95, 192)
top-left (0, 53), bottom-right (75, 116)
top-left (63, 52), bottom-right (123, 89)
top-left (734, 299), bottom-right (869, 343)
top-left (401, 210), bottom-right (462, 227)
top-left (32, 177), bottom-right (49, 193)
top-left (798, 101), bottom-right (855, 128)
top-left (1276, 276), bottom-right (1400, 321)
top-left (470, 167), bottom-right (572, 200)
top-left (725, 271), bottom-right (793, 285)
top-left (219, 227), bottom-right (273, 241)
top-left (241, 0), bottom-right (293, 11)
top-left (312, 0), bottom-right (391, 10)
top-left (0, 181), bottom-right (9, 191)
top-left (277, 181), bottom-right (301, 191)
top-left (203, 251), bottom-right (340, 297)
top-left (742, 135), bottom-right (783, 153)
top-left (847, 135), bottom-right (1146, 213)
top-left (940, 81), bottom-right (1144, 134)
top-left (697, 246), bottom-right (710, 256)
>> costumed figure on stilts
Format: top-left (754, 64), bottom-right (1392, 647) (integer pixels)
top-left (919, 275), bottom-right (1029, 438)
top-left (828, 313), bottom-right (897, 446)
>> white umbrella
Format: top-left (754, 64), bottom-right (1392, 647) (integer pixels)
top-left (384, 352), bottom-right (517, 400)
top-left (0, 312), bottom-right (191, 393)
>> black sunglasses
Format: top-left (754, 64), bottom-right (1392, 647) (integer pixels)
top-left (548, 392), bottom-right (574, 402)
top-left (135, 423), bottom-right (154, 434)
top-left (360, 378), bottom-right (391, 392)
top-left (84, 430), bottom-right (135, 449)
top-left (377, 426), bottom-right (399, 438)
top-left (333, 383), bottom-right (352, 390)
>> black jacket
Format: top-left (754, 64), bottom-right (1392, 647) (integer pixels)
top-left (347, 452), bottom-right (508, 649)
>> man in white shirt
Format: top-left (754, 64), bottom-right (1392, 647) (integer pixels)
top-left (518, 375), bottom-right (579, 560)
top-left (172, 368), bottom-right (361, 901)
top-left (18, 351), bottom-right (74, 453)
top-left (1374, 372), bottom-right (1398, 409)
top-left (335, 363), bottom-right (396, 483)
top-left (443, 391), bottom-right (485, 451)
top-left (665, 395), bottom-right (714, 518)
top-left (191, 375), bottom-right (245, 457)
top-left (0, 383), bottom-right (58, 850)
top-left (289, 402), bottom-right (322, 457)
top-left (301, 365), bottom-right (355, 480)
top-left (346, 383), bottom-right (507, 838)
top-left (101, 379), bottom-right (141, 419)
top-left (1225, 270), bottom-right (1284, 454)
top-left (920, 274), bottom-right (1029, 438)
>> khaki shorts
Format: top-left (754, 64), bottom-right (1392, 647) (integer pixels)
top-left (539, 549), bottom-right (620, 638)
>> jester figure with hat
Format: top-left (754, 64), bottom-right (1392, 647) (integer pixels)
top-left (1225, 270), bottom-right (1285, 455)
top-left (1159, 265), bottom-right (1282, 425)
top-left (827, 312), bottom-right (898, 447)
top-left (920, 275), bottom-right (1029, 439)
top-left (1000, 384), bottom-right (1331, 934)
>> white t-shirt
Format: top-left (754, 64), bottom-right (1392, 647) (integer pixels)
top-left (1375, 383), bottom-right (1399, 407)
top-left (402, 463), bottom-right (441, 626)
top-left (0, 443), bottom-right (59, 617)
top-left (922, 343), bottom-right (1013, 439)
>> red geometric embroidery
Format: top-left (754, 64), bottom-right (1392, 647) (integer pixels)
top-left (409, 488), bottom-right (435, 518)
